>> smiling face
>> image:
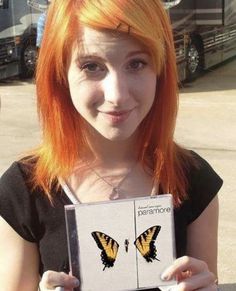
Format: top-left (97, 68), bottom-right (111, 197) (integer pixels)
top-left (67, 26), bottom-right (157, 142)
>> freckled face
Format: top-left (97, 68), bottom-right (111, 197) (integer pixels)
top-left (67, 26), bottom-right (157, 141)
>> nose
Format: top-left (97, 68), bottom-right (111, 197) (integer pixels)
top-left (102, 71), bottom-right (129, 106)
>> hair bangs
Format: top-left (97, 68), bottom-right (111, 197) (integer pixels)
top-left (77, 0), bottom-right (169, 76)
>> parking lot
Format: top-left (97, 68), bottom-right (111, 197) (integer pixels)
top-left (0, 58), bottom-right (236, 290)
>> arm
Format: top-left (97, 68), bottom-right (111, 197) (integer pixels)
top-left (161, 195), bottom-right (219, 290)
top-left (0, 216), bottom-right (40, 291)
top-left (186, 194), bottom-right (219, 277)
top-left (0, 216), bottom-right (80, 291)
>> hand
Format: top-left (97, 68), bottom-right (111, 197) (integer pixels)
top-left (39, 271), bottom-right (80, 291)
top-left (161, 256), bottom-right (217, 291)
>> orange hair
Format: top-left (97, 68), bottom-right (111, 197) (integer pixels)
top-left (31, 0), bottom-right (195, 206)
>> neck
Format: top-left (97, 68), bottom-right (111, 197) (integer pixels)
top-left (84, 131), bottom-right (138, 168)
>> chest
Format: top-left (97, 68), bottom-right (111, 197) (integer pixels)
top-left (66, 166), bottom-right (155, 203)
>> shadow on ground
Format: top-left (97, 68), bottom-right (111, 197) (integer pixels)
top-left (179, 56), bottom-right (236, 93)
top-left (220, 283), bottom-right (236, 291)
top-left (0, 76), bottom-right (34, 86)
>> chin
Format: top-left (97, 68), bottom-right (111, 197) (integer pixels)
top-left (100, 128), bottom-right (138, 142)
top-left (105, 135), bottom-right (131, 142)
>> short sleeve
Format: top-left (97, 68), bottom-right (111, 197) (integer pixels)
top-left (187, 151), bottom-right (223, 224)
top-left (0, 162), bottom-right (40, 242)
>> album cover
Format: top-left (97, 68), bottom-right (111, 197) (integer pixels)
top-left (65, 194), bottom-right (176, 291)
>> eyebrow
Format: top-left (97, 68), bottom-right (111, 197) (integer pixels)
top-left (76, 50), bottom-right (150, 62)
top-left (125, 50), bottom-right (150, 58)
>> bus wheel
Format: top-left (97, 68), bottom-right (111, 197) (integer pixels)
top-left (186, 38), bottom-right (203, 81)
top-left (20, 37), bottom-right (37, 79)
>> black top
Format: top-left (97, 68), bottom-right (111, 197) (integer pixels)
top-left (0, 151), bottom-right (223, 282)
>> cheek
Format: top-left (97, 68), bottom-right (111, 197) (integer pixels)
top-left (135, 74), bottom-right (157, 107)
top-left (69, 83), bottom-right (83, 112)
top-left (69, 80), bottom-right (100, 113)
top-left (67, 66), bottom-right (96, 112)
top-left (147, 76), bottom-right (157, 100)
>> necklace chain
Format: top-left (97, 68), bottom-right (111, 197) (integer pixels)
top-left (88, 163), bottom-right (136, 199)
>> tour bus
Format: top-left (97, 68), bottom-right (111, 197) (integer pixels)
top-left (166, 0), bottom-right (236, 81)
top-left (1, 0), bottom-right (236, 81)
top-left (0, 0), bottom-right (46, 80)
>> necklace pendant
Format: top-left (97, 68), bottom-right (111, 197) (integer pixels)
top-left (110, 187), bottom-right (119, 200)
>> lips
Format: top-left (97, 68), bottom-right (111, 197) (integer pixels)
top-left (100, 109), bottom-right (133, 124)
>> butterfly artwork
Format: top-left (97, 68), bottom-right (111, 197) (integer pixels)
top-left (134, 225), bottom-right (161, 262)
top-left (91, 225), bottom-right (161, 270)
top-left (91, 231), bottom-right (119, 270)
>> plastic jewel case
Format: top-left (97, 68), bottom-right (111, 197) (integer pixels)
top-left (65, 194), bottom-right (177, 291)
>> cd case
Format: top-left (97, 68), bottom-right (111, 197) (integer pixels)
top-left (65, 194), bottom-right (176, 291)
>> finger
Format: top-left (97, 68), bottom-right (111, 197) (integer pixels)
top-left (161, 256), bottom-right (208, 280)
top-left (40, 271), bottom-right (80, 290)
top-left (173, 271), bottom-right (216, 290)
top-left (175, 270), bottom-right (192, 281)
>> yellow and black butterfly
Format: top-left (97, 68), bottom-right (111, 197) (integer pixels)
top-left (91, 231), bottom-right (119, 271)
top-left (92, 225), bottom-right (161, 270)
top-left (134, 225), bottom-right (161, 262)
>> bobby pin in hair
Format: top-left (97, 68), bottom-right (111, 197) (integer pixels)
top-left (116, 22), bottom-right (131, 35)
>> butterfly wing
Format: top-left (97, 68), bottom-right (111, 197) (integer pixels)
top-left (134, 225), bottom-right (161, 262)
top-left (91, 231), bottom-right (119, 270)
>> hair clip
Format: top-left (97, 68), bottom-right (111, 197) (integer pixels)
top-left (127, 25), bottom-right (131, 35)
top-left (115, 22), bottom-right (131, 34)
top-left (116, 23), bottom-right (122, 30)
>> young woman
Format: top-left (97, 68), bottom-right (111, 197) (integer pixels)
top-left (0, 0), bottom-right (222, 290)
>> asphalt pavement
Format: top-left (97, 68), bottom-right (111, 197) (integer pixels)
top-left (0, 58), bottom-right (236, 290)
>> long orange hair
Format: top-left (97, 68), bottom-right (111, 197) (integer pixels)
top-left (31, 0), bottom-right (195, 206)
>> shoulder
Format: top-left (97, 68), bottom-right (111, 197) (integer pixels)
top-left (0, 161), bottom-right (25, 192)
top-left (188, 151), bottom-right (223, 192)
top-left (0, 159), bottom-right (41, 242)
top-left (0, 158), bottom-right (35, 192)
top-left (185, 151), bottom-right (223, 223)
top-left (0, 158), bottom-right (68, 239)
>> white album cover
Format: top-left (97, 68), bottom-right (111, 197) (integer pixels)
top-left (65, 194), bottom-right (176, 291)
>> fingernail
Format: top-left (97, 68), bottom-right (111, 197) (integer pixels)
top-left (73, 278), bottom-right (80, 287)
top-left (161, 270), bottom-right (170, 281)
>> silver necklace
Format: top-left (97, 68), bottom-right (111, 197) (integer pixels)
top-left (89, 164), bottom-right (136, 200)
